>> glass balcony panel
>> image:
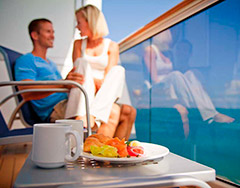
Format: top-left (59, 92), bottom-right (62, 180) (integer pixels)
top-left (121, 0), bottom-right (240, 185)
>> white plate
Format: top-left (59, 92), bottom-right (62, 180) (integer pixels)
top-left (80, 143), bottom-right (169, 163)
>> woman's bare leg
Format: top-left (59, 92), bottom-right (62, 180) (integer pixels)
top-left (174, 104), bottom-right (189, 139)
top-left (97, 103), bottom-right (120, 137)
top-left (114, 105), bottom-right (136, 140)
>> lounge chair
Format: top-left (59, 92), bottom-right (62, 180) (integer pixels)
top-left (0, 46), bottom-right (91, 145)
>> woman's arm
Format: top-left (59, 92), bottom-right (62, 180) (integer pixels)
top-left (72, 40), bottom-right (82, 63)
top-left (144, 45), bottom-right (159, 83)
top-left (104, 41), bottom-right (119, 76)
top-left (94, 41), bottom-right (119, 92)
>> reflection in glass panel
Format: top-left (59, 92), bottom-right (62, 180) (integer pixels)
top-left (120, 39), bottom-right (151, 142)
top-left (121, 0), bottom-right (240, 185)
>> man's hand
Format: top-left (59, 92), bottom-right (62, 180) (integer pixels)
top-left (65, 67), bottom-right (85, 88)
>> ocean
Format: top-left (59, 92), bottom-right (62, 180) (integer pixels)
top-left (134, 107), bottom-right (240, 185)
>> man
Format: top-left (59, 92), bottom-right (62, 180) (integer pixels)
top-left (15, 18), bottom-right (136, 139)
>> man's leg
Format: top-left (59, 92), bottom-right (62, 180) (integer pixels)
top-left (114, 104), bottom-right (136, 140)
top-left (97, 103), bottom-right (121, 137)
top-left (49, 99), bottom-right (68, 122)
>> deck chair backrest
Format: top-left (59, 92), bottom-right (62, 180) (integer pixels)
top-left (0, 110), bottom-right (9, 137)
top-left (0, 46), bottom-right (44, 126)
top-left (0, 109), bottom-right (33, 145)
top-left (0, 46), bottom-right (22, 81)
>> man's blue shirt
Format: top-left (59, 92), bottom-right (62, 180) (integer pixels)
top-left (15, 53), bottom-right (68, 121)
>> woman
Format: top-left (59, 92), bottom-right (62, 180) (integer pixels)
top-left (65, 5), bottom-right (125, 132)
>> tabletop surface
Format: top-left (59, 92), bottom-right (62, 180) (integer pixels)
top-left (14, 152), bottom-right (215, 188)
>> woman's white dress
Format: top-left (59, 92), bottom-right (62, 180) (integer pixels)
top-left (65, 38), bottom-right (125, 123)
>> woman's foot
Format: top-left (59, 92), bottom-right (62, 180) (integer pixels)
top-left (213, 113), bottom-right (235, 123)
top-left (75, 115), bottom-right (97, 130)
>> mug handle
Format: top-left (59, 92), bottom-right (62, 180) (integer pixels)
top-left (65, 130), bottom-right (82, 161)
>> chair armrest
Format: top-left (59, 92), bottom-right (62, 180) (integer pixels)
top-left (0, 88), bottom-right (69, 129)
top-left (0, 80), bottom-right (92, 136)
top-left (0, 88), bottom-right (69, 105)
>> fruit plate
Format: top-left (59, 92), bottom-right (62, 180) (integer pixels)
top-left (79, 142), bottom-right (169, 164)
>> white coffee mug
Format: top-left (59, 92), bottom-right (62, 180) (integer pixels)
top-left (31, 123), bottom-right (81, 168)
top-left (55, 119), bottom-right (88, 141)
top-left (55, 119), bottom-right (84, 149)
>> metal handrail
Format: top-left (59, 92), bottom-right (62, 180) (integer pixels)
top-left (118, 0), bottom-right (220, 53)
top-left (0, 80), bottom-right (92, 136)
top-left (0, 88), bottom-right (69, 129)
top-left (0, 88), bottom-right (69, 106)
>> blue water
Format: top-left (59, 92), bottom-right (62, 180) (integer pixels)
top-left (134, 108), bottom-right (240, 185)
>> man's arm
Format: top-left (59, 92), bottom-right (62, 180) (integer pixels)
top-left (17, 79), bottom-right (66, 101)
top-left (18, 67), bottom-right (84, 101)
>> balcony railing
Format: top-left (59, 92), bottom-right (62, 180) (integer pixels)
top-left (118, 0), bottom-right (240, 186)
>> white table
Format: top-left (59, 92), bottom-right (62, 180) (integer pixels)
top-left (14, 152), bottom-right (215, 188)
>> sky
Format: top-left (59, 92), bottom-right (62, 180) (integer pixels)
top-left (102, 0), bottom-right (183, 42)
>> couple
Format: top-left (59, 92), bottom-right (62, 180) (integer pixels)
top-left (15, 5), bottom-right (136, 140)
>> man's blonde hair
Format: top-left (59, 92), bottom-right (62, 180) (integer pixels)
top-left (76, 5), bottom-right (109, 39)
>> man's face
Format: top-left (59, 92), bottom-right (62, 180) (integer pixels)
top-left (36, 22), bottom-right (55, 48)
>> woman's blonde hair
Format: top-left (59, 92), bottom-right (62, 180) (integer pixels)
top-left (76, 5), bottom-right (109, 39)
